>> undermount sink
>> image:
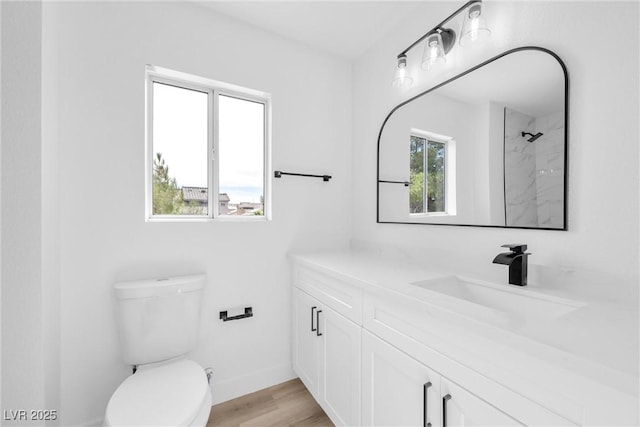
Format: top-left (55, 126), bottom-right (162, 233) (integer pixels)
top-left (411, 275), bottom-right (585, 325)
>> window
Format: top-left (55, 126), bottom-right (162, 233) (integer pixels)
top-left (146, 66), bottom-right (270, 220)
top-left (409, 131), bottom-right (455, 216)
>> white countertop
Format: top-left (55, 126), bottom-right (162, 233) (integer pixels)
top-left (290, 249), bottom-right (639, 401)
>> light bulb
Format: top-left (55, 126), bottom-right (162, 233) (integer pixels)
top-left (421, 32), bottom-right (446, 71)
top-left (392, 55), bottom-right (413, 89)
top-left (469, 10), bottom-right (480, 42)
top-left (430, 40), bottom-right (442, 66)
top-left (460, 2), bottom-right (490, 47)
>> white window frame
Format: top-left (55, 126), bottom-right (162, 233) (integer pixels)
top-left (145, 65), bottom-right (272, 222)
top-left (409, 128), bottom-right (457, 217)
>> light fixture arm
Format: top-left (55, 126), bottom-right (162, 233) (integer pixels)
top-left (397, 0), bottom-right (481, 59)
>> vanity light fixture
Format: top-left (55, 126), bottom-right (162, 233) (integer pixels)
top-left (392, 0), bottom-right (490, 88)
top-left (459, 1), bottom-right (491, 46)
top-left (392, 54), bottom-right (414, 89)
top-left (421, 31), bottom-right (448, 70)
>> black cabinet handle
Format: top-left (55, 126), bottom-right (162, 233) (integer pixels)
top-left (423, 381), bottom-right (432, 427)
top-left (316, 310), bottom-right (323, 336)
top-left (442, 394), bottom-right (451, 427)
top-left (311, 306), bottom-right (317, 332)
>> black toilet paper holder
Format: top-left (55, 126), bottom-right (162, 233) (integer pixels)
top-left (219, 307), bottom-right (253, 322)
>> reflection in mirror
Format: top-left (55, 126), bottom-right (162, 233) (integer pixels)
top-left (377, 48), bottom-right (567, 230)
top-left (504, 107), bottom-right (564, 227)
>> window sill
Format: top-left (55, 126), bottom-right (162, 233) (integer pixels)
top-left (409, 212), bottom-right (456, 218)
top-left (146, 215), bottom-right (270, 223)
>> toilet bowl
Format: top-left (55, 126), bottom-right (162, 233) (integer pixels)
top-left (104, 359), bottom-right (211, 427)
top-left (105, 275), bottom-right (210, 427)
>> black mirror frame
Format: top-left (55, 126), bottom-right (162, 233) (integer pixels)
top-left (376, 46), bottom-right (569, 231)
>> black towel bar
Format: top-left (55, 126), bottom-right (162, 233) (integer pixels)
top-left (379, 180), bottom-right (410, 187)
top-left (274, 171), bottom-right (331, 182)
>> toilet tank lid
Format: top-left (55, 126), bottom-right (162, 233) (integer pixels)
top-left (114, 274), bottom-right (206, 300)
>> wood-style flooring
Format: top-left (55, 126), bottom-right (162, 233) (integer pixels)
top-left (207, 378), bottom-right (334, 427)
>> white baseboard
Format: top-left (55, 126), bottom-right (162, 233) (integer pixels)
top-left (211, 363), bottom-right (296, 405)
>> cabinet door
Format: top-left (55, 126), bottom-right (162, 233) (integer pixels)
top-left (440, 379), bottom-right (523, 427)
top-left (319, 304), bottom-right (362, 426)
top-left (362, 331), bottom-right (441, 427)
top-left (293, 288), bottom-right (320, 398)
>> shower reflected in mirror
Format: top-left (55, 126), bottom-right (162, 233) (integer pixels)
top-left (377, 47), bottom-right (568, 230)
top-left (504, 107), bottom-right (564, 228)
top-left (521, 131), bottom-right (544, 142)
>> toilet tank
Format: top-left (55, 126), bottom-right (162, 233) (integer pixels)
top-left (114, 274), bottom-right (206, 366)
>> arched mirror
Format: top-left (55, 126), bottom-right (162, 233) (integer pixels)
top-left (377, 47), bottom-right (568, 230)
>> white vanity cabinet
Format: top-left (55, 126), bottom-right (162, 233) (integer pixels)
top-left (362, 330), bottom-right (441, 427)
top-left (292, 283), bottom-right (361, 426)
top-left (362, 331), bottom-right (521, 427)
top-left (293, 287), bottom-right (321, 395)
top-left (440, 378), bottom-right (522, 427)
top-left (317, 300), bottom-right (361, 426)
top-left (292, 259), bottom-right (580, 427)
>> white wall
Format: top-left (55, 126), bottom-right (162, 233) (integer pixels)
top-left (353, 1), bottom-right (639, 283)
top-left (1, 2), bottom-right (47, 425)
top-left (488, 101), bottom-right (506, 225)
top-left (42, 2), bottom-right (352, 425)
top-left (41, 1), bottom-right (61, 423)
top-left (1, 1), bottom-right (3, 417)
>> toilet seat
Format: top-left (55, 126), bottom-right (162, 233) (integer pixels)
top-left (104, 359), bottom-right (210, 427)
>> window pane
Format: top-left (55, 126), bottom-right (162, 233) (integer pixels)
top-left (427, 140), bottom-right (446, 212)
top-left (410, 136), bottom-right (425, 214)
top-left (152, 82), bottom-right (208, 215)
top-left (218, 95), bottom-right (265, 216)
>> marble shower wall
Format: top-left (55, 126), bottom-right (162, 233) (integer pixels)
top-left (504, 108), bottom-right (564, 228)
top-left (504, 108), bottom-right (538, 226)
top-left (534, 112), bottom-right (564, 228)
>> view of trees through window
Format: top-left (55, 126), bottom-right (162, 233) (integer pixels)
top-left (150, 78), bottom-right (266, 218)
top-left (152, 81), bottom-right (209, 216)
top-left (409, 136), bottom-right (425, 213)
top-left (152, 153), bottom-right (206, 215)
top-left (409, 135), bottom-right (446, 214)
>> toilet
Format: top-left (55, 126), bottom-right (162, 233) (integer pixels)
top-left (104, 274), bottom-right (212, 427)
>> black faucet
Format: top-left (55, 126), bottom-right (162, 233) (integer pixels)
top-left (492, 244), bottom-right (531, 286)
